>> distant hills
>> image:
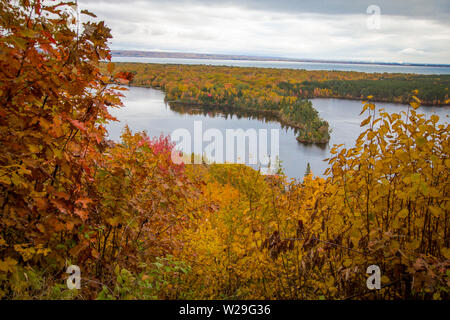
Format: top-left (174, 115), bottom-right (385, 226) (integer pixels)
top-left (111, 50), bottom-right (450, 68)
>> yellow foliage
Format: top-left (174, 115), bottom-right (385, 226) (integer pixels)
top-left (166, 95), bottom-right (449, 300)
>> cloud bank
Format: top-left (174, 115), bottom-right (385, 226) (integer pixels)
top-left (78, 0), bottom-right (450, 64)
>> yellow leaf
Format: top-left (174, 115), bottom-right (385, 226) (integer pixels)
top-left (360, 116), bottom-right (371, 127)
top-left (343, 259), bottom-right (352, 267)
top-left (410, 102), bottom-right (420, 110)
top-left (442, 248), bottom-right (450, 259)
top-left (398, 208), bottom-right (408, 218)
top-left (433, 292), bottom-right (441, 300)
top-left (0, 257), bottom-right (17, 273)
top-left (430, 114), bottom-right (439, 124)
top-left (429, 206), bottom-right (441, 218)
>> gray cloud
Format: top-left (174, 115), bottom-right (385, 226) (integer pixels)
top-left (78, 0), bottom-right (450, 64)
top-left (79, 0), bottom-right (450, 18)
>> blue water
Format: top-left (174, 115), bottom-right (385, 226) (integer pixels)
top-left (106, 87), bottom-right (449, 180)
top-left (111, 57), bottom-right (450, 75)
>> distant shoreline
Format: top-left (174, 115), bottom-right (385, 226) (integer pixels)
top-left (112, 50), bottom-right (450, 69)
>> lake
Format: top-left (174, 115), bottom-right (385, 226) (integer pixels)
top-left (112, 57), bottom-right (450, 75)
top-left (106, 87), bottom-right (449, 180)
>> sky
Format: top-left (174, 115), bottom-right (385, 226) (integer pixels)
top-left (78, 0), bottom-right (450, 64)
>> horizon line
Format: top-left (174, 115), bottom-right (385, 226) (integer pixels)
top-left (111, 50), bottom-right (450, 68)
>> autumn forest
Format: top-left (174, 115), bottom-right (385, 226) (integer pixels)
top-left (0, 0), bottom-right (449, 302)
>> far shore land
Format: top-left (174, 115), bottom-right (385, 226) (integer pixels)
top-left (112, 50), bottom-right (450, 69)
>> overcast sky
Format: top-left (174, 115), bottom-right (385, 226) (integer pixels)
top-left (78, 0), bottom-right (450, 64)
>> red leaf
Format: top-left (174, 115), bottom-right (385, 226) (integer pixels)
top-left (35, 1), bottom-right (41, 15)
top-left (114, 71), bottom-right (134, 85)
top-left (70, 119), bottom-right (87, 132)
top-left (42, 31), bottom-right (56, 44)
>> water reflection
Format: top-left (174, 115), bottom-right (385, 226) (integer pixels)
top-left (166, 101), bottom-right (325, 145)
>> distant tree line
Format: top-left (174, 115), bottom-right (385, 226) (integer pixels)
top-left (278, 75), bottom-right (450, 105)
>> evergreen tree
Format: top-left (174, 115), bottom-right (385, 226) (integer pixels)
top-left (304, 162), bottom-right (311, 176)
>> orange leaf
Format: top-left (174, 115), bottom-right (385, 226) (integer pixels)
top-left (75, 208), bottom-right (89, 221)
top-left (75, 198), bottom-right (92, 209)
top-left (54, 191), bottom-right (70, 201)
top-left (91, 248), bottom-right (100, 259)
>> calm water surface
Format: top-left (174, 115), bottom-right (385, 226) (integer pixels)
top-left (106, 87), bottom-right (449, 180)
